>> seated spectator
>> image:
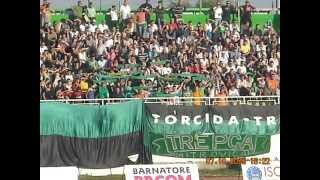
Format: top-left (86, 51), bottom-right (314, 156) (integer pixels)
top-left (228, 86), bottom-right (240, 96)
top-left (192, 83), bottom-right (203, 106)
top-left (216, 88), bottom-right (229, 106)
top-left (267, 72), bottom-right (279, 95)
top-left (80, 77), bottom-right (89, 94)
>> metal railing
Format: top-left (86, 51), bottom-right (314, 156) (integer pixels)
top-left (40, 96), bottom-right (279, 106)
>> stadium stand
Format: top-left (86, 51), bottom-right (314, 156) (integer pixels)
top-left (40, 0), bottom-right (280, 101)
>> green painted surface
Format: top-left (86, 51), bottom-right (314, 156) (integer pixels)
top-left (50, 11), bottom-right (279, 32)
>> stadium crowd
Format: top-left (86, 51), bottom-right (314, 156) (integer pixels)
top-left (40, 0), bottom-right (280, 101)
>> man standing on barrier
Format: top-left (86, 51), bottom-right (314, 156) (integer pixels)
top-left (120, 0), bottom-right (131, 30)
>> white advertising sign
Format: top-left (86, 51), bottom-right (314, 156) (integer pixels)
top-left (124, 164), bottom-right (199, 180)
top-left (242, 134), bottom-right (280, 180)
top-left (241, 159), bottom-right (280, 180)
top-left (40, 167), bottom-right (79, 180)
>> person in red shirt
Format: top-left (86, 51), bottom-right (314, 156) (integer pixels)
top-left (135, 8), bottom-right (146, 37)
top-left (169, 19), bottom-right (178, 31)
top-left (194, 62), bottom-right (201, 73)
top-left (185, 63), bottom-right (193, 73)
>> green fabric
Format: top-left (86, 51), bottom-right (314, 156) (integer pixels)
top-left (99, 86), bottom-right (109, 98)
top-left (40, 100), bottom-right (145, 138)
top-left (51, 12), bottom-right (279, 33)
top-left (199, 87), bottom-right (205, 97)
top-left (151, 60), bottom-right (169, 65)
top-left (88, 60), bottom-right (99, 71)
top-left (125, 86), bottom-right (134, 98)
top-left (41, 101), bottom-right (279, 158)
top-left (153, 92), bottom-right (176, 97)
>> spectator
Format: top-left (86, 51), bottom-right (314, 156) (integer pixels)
top-left (216, 88), bottom-right (229, 106)
top-left (171, 0), bottom-right (184, 22)
top-left (40, 1), bottom-right (52, 27)
top-left (120, 0), bottom-right (131, 29)
top-left (72, 1), bottom-right (84, 20)
top-left (98, 83), bottom-right (109, 99)
top-left (154, 1), bottom-right (165, 29)
top-left (139, 0), bottom-right (152, 24)
top-left (228, 86), bottom-right (239, 97)
top-left (80, 77), bottom-right (89, 96)
top-left (267, 72), bottom-right (279, 95)
top-left (237, 74), bottom-right (250, 96)
top-left (135, 8), bottom-right (147, 37)
top-left (240, 0), bottom-right (256, 27)
top-left (222, 1), bottom-right (234, 24)
top-left (109, 5), bottom-right (119, 29)
top-left (213, 2), bottom-right (223, 25)
top-left (192, 83), bottom-right (203, 106)
top-left (86, 2), bottom-right (96, 23)
top-left (87, 86), bottom-right (96, 99)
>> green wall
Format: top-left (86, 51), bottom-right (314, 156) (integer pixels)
top-left (50, 11), bottom-right (280, 32)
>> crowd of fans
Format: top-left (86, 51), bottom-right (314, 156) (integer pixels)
top-left (40, 0), bottom-right (280, 101)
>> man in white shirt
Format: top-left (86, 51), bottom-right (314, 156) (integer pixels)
top-left (109, 5), bottom-right (118, 29)
top-left (213, 2), bottom-right (223, 25)
top-left (105, 35), bottom-right (114, 48)
top-left (98, 21), bottom-right (109, 32)
top-left (256, 41), bottom-right (266, 58)
top-left (97, 58), bottom-right (107, 69)
top-left (79, 23), bottom-right (86, 32)
top-left (237, 75), bottom-right (249, 89)
top-left (86, 2), bottom-right (96, 22)
top-left (204, 20), bottom-right (212, 39)
top-left (228, 86), bottom-right (240, 96)
top-left (88, 21), bottom-right (97, 33)
top-left (150, 21), bottom-right (158, 33)
top-left (40, 42), bottom-right (48, 54)
top-left (267, 61), bottom-right (277, 73)
top-left (162, 65), bottom-right (172, 75)
top-left (120, 0), bottom-right (131, 27)
top-left (156, 64), bottom-right (172, 75)
top-left (237, 61), bottom-right (247, 74)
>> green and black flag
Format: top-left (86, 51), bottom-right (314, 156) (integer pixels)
top-left (40, 101), bottom-right (152, 168)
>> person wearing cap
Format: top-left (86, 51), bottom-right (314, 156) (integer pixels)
top-left (86, 1), bottom-right (96, 23)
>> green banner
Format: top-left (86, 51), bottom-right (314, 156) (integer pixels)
top-left (150, 133), bottom-right (270, 158)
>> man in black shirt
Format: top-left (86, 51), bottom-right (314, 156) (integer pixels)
top-left (240, 0), bottom-right (256, 27)
top-left (154, 0), bottom-right (164, 29)
top-left (139, 0), bottom-right (153, 24)
top-left (171, 0), bottom-right (184, 22)
top-left (222, 1), bottom-right (235, 24)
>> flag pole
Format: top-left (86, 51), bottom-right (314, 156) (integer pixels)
top-left (237, 0), bottom-right (240, 31)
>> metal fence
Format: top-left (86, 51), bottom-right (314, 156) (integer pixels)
top-left (40, 96), bottom-right (280, 106)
